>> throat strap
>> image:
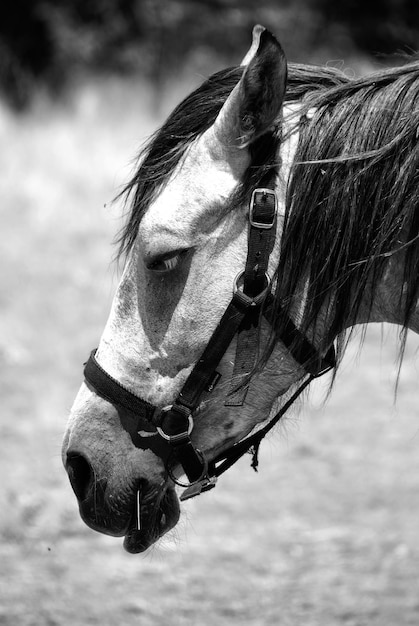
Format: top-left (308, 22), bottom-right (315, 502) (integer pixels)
top-left (264, 294), bottom-right (335, 376)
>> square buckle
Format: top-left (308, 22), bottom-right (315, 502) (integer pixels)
top-left (249, 188), bottom-right (277, 229)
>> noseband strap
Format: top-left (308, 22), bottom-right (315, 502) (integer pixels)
top-left (83, 179), bottom-right (336, 498)
top-left (84, 351), bottom-right (157, 422)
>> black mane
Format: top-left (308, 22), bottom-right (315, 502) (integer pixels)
top-left (275, 60), bottom-right (419, 369)
top-left (118, 59), bottom-right (419, 371)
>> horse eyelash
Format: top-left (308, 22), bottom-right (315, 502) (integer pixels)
top-left (146, 249), bottom-right (189, 273)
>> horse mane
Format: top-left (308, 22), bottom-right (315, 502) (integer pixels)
top-left (117, 58), bottom-right (419, 373)
top-left (274, 60), bottom-right (419, 371)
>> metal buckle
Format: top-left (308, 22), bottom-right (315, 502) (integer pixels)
top-left (249, 188), bottom-right (277, 229)
top-left (156, 407), bottom-right (194, 443)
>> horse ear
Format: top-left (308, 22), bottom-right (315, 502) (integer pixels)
top-left (210, 25), bottom-right (287, 149)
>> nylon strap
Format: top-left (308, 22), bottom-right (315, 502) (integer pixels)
top-left (84, 350), bottom-right (156, 421)
top-left (154, 289), bottom-right (264, 483)
top-left (226, 185), bottom-right (277, 406)
top-left (263, 295), bottom-right (336, 375)
top-left (161, 288), bottom-right (268, 419)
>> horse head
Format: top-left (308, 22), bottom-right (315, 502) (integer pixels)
top-left (63, 25), bottom-right (419, 552)
top-left (63, 27), bottom-right (304, 552)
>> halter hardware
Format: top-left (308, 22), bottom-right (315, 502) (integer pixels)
top-left (166, 448), bottom-right (209, 488)
top-left (83, 172), bottom-right (336, 500)
top-left (233, 270), bottom-right (271, 299)
top-left (156, 410), bottom-right (193, 443)
top-left (249, 188), bottom-right (277, 228)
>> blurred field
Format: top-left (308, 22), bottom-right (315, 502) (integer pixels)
top-left (0, 75), bottom-right (418, 626)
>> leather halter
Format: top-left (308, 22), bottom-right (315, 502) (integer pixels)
top-left (84, 178), bottom-right (335, 500)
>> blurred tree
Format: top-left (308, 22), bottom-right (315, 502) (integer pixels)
top-left (0, 0), bottom-right (55, 107)
top-left (0, 0), bottom-right (146, 107)
top-left (0, 0), bottom-right (418, 109)
top-left (315, 0), bottom-right (419, 55)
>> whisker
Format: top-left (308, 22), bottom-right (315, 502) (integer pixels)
top-left (136, 486), bottom-right (142, 531)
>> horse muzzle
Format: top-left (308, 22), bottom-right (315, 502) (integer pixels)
top-left (65, 450), bottom-right (180, 552)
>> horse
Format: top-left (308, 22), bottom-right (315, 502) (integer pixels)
top-left (62, 25), bottom-right (419, 553)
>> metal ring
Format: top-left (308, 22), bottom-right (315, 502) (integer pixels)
top-left (165, 449), bottom-right (209, 488)
top-left (156, 412), bottom-right (194, 442)
top-left (233, 271), bottom-right (271, 295)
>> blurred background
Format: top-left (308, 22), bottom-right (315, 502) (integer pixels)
top-left (2, 0), bottom-right (419, 109)
top-left (0, 1), bottom-right (419, 625)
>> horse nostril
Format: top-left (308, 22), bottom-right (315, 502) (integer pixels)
top-left (66, 452), bottom-right (94, 502)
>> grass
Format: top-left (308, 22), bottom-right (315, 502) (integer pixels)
top-left (0, 75), bottom-right (418, 626)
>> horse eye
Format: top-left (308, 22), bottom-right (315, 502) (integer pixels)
top-left (146, 249), bottom-right (189, 273)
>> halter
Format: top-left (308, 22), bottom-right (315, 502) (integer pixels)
top-left (84, 175), bottom-right (335, 501)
